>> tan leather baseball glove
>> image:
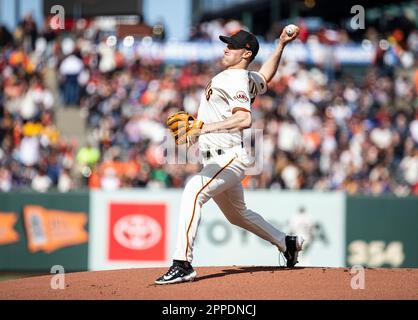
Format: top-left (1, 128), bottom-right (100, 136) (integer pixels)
top-left (167, 111), bottom-right (204, 145)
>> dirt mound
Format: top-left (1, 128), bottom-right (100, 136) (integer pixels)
top-left (0, 267), bottom-right (417, 300)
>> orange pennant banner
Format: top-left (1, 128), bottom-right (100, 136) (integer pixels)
top-left (0, 212), bottom-right (20, 245)
top-left (24, 206), bottom-right (88, 253)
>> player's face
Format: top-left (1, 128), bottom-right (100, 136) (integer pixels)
top-left (222, 44), bottom-right (246, 67)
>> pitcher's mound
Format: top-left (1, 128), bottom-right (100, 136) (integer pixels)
top-left (0, 267), bottom-right (417, 300)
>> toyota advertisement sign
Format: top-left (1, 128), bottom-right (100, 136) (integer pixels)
top-left (108, 203), bottom-right (166, 261)
top-left (89, 190), bottom-right (177, 270)
top-left (89, 190), bottom-right (345, 270)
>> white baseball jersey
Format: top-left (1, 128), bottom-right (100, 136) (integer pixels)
top-left (172, 67), bottom-right (291, 265)
top-left (197, 69), bottom-right (267, 150)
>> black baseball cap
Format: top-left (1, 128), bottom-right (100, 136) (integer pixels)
top-left (219, 30), bottom-right (259, 59)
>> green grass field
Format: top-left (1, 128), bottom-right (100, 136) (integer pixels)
top-left (0, 273), bottom-right (44, 282)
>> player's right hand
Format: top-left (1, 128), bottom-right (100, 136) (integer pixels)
top-left (279, 24), bottom-right (300, 45)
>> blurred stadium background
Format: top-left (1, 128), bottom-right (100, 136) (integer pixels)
top-left (0, 0), bottom-right (417, 279)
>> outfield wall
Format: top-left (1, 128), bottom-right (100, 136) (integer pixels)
top-left (0, 190), bottom-right (417, 271)
top-left (0, 192), bottom-right (89, 271)
top-left (346, 196), bottom-right (418, 268)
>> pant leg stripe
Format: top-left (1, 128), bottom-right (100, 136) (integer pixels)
top-left (184, 157), bottom-right (236, 260)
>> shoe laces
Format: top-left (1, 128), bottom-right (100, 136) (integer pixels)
top-left (166, 264), bottom-right (181, 276)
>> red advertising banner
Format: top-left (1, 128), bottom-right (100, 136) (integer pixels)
top-left (108, 203), bottom-right (167, 261)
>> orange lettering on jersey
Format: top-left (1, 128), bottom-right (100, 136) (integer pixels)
top-left (233, 91), bottom-right (249, 103)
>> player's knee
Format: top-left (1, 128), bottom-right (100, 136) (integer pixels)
top-left (183, 176), bottom-right (209, 205)
top-left (224, 213), bottom-right (246, 227)
top-left (227, 217), bottom-right (242, 226)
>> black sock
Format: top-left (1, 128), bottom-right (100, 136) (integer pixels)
top-left (173, 260), bottom-right (190, 268)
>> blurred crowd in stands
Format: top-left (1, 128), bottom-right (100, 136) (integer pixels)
top-left (0, 13), bottom-right (417, 195)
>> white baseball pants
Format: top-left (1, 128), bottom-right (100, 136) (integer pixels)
top-left (173, 145), bottom-right (287, 263)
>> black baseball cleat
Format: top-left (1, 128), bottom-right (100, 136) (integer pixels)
top-left (283, 236), bottom-right (304, 268)
top-left (155, 260), bottom-right (197, 285)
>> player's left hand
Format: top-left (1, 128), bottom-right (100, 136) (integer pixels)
top-left (167, 111), bottom-right (204, 145)
top-left (279, 24), bottom-right (300, 46)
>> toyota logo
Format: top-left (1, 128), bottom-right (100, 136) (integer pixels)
top-left (113, 214), bottom-right (162, 250)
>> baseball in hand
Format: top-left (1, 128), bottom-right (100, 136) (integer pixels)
top-left (285, 24), bottom-right (297, 36)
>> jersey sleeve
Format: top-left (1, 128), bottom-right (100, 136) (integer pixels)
top-left (248, 71), bottom-right (268, 98)
top-left (224, 72), bottom-right (252, 114)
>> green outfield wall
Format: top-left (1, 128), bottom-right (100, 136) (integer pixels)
top-left (0, 191), bottom-right (417, 271)
top-left (346, 196), bottom-right (418, 268)
top-left (0, 192), bottom-right (89, 271)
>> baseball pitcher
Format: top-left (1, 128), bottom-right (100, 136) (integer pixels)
top-left (156, 25), bottom-right (303, 285)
